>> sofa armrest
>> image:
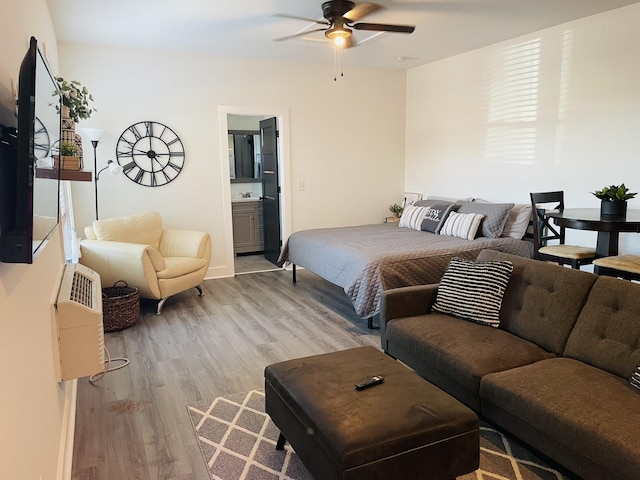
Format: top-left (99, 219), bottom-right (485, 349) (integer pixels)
top-left (160, 229), bottom-right (211, 259)
top-left (380, 284), bottom-right (440, 337)
top-left (79, 240), bottom-right (164, 299)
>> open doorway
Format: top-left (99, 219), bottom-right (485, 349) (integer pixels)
top-left (218, 106), bottom-right (291, 277)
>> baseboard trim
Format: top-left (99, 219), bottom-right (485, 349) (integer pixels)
top-left (206, 264), bottom-right (234, 279)
top-left (57, 379), bottom-right (77, 480)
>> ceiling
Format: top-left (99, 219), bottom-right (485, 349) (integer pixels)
top-left (47, 0), bottom-right (640, 70)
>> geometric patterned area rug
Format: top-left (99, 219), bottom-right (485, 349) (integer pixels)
top-left (187, 390), bottom-right (576, 480)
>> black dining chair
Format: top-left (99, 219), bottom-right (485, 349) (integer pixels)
top-left (529, 191), bottom-right (597, 269)
top-left (593, 255), bottom-right (640, 280)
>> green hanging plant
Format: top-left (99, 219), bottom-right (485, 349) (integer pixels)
top-left (53, 77), bottom-right (96, 123)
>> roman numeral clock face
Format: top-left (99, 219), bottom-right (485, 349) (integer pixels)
top-left (116, 121), bottom-right (185, 187)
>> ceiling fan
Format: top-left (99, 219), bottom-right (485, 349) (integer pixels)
top-left (274, 1), bottom-right (415, 48)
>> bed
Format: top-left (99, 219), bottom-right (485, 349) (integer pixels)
top-left (278, 221), bottom-right (533, 326)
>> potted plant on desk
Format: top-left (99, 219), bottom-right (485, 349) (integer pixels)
top-left (591, 184), bottom-right (637, 216)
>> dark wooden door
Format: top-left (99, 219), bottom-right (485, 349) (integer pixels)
top-left (260, 117), bottom-right (281, 265)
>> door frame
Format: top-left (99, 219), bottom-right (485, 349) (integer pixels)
top-left (218, 105), bottom-right (291, 277)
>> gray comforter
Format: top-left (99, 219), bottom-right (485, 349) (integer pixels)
top-left (279, 223), bottom-right (533, 319)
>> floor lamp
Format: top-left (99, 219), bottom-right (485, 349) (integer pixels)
top-left (82, 128), bottom-right (123, 220)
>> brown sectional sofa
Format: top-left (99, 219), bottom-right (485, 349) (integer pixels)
top-left (380, 249), bottom-right (640, 480)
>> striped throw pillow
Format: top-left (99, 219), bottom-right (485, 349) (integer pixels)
top-left (399, 204), bottom-right (429, 231)
top-left (432, 257), bottom-right (513, 327)
top-left (631, 366), bottom-right (640, 390)
top-left (439, 211), bottom-right (485, 240)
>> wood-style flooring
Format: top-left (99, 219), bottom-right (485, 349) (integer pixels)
top-left (71, 269), bottom-right (379, 480)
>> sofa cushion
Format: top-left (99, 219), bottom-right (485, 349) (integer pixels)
top-left (383, 313), bottom-right (555, 411)
top-left (432, 257), bottom-right (513, 327)
top-left (92, 211), bottom-right (163, 249)
top-left (563, 276), bottom-right (640, 379)
top-left (480, 357), bottom-right (640, 480)
top-left (475, 250), bottom-right (598, 355)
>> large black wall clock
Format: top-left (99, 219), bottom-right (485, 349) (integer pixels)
top-left (116, 121), bottom-right (185, 187)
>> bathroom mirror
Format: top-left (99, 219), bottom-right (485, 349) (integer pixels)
top-left (229, 130), bottom-right (261, 182)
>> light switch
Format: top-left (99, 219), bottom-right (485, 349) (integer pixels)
top-left (298, 181), bottom-right (305, 191)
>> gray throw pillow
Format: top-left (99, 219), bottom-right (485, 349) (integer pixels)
top-left (456, 201), bottom-right (515, 238)
top-left (432, 257), bottom-right (513, 327)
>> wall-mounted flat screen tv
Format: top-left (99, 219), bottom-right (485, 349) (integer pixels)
top-left (0, 36), bottom-right (61, 264)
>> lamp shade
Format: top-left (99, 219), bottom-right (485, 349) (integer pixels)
top-left (81, 128), bottom-right (106, 142)
top-left (107, 161), bottom-right (123, 176)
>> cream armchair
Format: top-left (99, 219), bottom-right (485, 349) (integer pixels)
top-left (80, 211), bottom-right (211, 315)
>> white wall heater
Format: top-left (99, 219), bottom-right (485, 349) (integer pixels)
top-left (53, 263), bottom-right (105, 381)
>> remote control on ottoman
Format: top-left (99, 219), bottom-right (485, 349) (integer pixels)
top-left (264, 346), bottom-right (479, 480)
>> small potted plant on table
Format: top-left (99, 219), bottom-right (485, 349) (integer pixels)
top-left (591, 184), bottom-right (637, 216)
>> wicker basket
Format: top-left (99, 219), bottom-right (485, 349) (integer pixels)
top-left (102, 281), bottom-right (140, 332)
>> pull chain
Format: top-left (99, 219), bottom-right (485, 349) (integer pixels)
top-left (333, 46), bottom-right (345, 81)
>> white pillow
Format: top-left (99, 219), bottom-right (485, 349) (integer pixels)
top-left (501, 204), bottom-right (532, 239)
top-left (398, 204), bottom-right (429, 231)
top-left (439, 212), bottom-right (484, 240)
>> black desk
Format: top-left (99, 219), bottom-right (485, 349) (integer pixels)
top-left (547, 208), bottom-right (640, 257)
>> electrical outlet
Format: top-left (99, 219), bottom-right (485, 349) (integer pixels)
top-left (298, 181), bottom-right (305, 191)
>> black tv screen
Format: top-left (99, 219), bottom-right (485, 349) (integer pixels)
top-left (0, 36), bottom-right (61, 263)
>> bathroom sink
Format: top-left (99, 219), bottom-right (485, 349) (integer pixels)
top-left (232, 197), bottom-right (261, 202)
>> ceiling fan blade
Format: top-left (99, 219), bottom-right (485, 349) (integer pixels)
top-left (353, 22), bottom-right (415, 34)
top-left (343, 2), bottom-right (382, 22)
top-left (273, 13), bottom-right (330, 26)
top-left (273, 28), bottom-right (328, 42)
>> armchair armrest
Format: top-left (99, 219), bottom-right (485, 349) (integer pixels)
top-left (79, 240), bottom-right (164, 299)
top-left (380, 284), bottom-right (440, 337)
top-left (160, 230), bottom-right (211, 259)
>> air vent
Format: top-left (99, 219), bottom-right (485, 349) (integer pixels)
top-left (71, 271), bottom-right (94, 308)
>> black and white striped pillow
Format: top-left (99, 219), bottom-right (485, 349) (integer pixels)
top-left (630, 366), bottom-right (640, 390)
top-left (398, 204), bottom-right (429, 231)
top-left (439, 211), bottom-right (484, 240)
top-left (432, 257), bottom-right (513, 327)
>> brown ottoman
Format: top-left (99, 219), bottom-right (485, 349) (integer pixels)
top-left (264, 346), bottom-right (479, 480)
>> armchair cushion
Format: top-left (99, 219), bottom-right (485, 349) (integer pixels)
top-left (160, 229), bottom-right (211, 258)
top-left (92, 211), bottom-right (163, 249)
top-left (157, 257), bottom-right (209, 279)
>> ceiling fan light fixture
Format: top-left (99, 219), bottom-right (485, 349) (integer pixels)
top-left (325, 25), bottom-right (352, 46)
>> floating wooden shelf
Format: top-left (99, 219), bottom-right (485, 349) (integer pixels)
top-left (36, 168), bottom-right (92, 182)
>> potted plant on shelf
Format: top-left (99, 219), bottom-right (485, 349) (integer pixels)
top-left (389, 203), bottom-right (404, 218)
top-left (53, 141), bottom-right (82, 170)
top-left (591, 184), bottom-right (637, 216)
top-left (54, 77), bottom-right (96, 123)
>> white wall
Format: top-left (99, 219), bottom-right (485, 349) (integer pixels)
top-left (0, 3), bottom-right (73, 480)
top-left (405, 3), bottom-right (640, 253)
top-left (58, 43), bottom-right (407, 277)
